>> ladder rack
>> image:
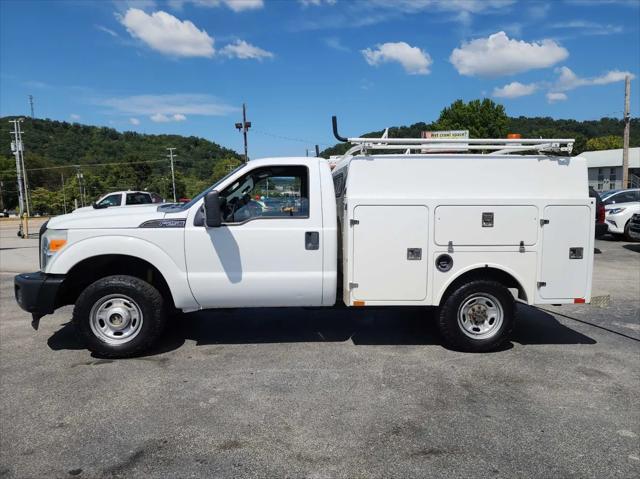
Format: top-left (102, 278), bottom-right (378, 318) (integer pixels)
top-left (331, 116), bottom-right (574, 158)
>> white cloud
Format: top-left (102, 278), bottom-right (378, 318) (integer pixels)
top-left (492, 81), bottom-right (538, 98)
top-left (150, 113), bottom-right (188, 122)
top-left (113, 0), bottom-right (157, 13)
top-left (99, 93), bottom-right (238, 117)
top-left (96, 25), bottom-right (119, 37)
top-left (169, 0), bottom-right (264, 11)
top-left (325, 37), bottom-right (349, 52)
top-left (219, 40), bottom-right (274, 60)
top-left (553, 66), bottom-right (634, 92)
top-left (528, 2), bottom-right (550, 19)
top-left (150, 113), bottom-right (171, 122)
top-left (546, 92), bottom-right (567, 103)
top-left (450, 31), bottom-right (568, 77)
top-left (293, 0), bottom-right (513, 31)
top-left (299, 0), bottom-right (337, 6)
top-left (550, 20), bottom-right (623, 35)
top-left (129, 117), bottom-right (141, 125)
top-left (224, 0), bottom-right (264, 11)
top-left (362, 42), bottom-right (432, 75)
top-left (119, 8), bottom-right (215, 58)
top-left (381, 0), bottom-right (514, 14)
top-left (70, 113), bottom-right (81, 121)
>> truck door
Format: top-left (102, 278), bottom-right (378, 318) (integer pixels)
top-left (184, 164), bottom-right (324, 308)
top-left (351, 205), bottom-right (428, 302)
top-left (539, 205), bottom-right (591, 300)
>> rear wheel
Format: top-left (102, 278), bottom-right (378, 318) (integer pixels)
top-left (623, 220), bottom-right (635, 242)
top-left (73, 275), bottom-right (167, 358)
top-left (438, 280), bottom-right (515, 352)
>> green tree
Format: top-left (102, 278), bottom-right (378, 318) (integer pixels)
top-left (211, 157), bottom-right (242, 182)
top-left (434, 99), bottom-right (508, 138)
top-left (30, 187), bottom-right (63, 215)
top-left (586, 135), bottom-right (623, 151)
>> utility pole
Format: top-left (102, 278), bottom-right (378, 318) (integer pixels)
top-left (76, 168), bottom-right (84, 207)
top-left (622, 75), bottom-right (631, 189)
top-left (235, 103), bottom-right (251, 162)
top-left (166, 147), bottom-right (177, 202)
top-left (315, 145), bottom-right (320, 157)
top-left (28, 95), bottom-right (34, 118)
top-left (9, 119), bottom-right (26, 237)
top-left (0, 180), bottom-right (4, 211)
top-left (61, 173), bottom-right (67, 214)
top-left (16, 119), bottom-right (30, 218)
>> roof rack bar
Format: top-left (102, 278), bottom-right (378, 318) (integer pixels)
top-left (346, 137), bottom-right (575, 145)
top-left (355, 143), bottom-right (572, 152)
top-left (330, 115), bottom-right (575, 160)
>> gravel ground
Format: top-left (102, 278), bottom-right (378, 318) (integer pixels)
top-left (0, 235), bottom-right (638, 479)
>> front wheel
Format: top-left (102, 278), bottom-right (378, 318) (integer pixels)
top-left (437, 280), bottom-right (515, 352)
top-left (73, 275), bottom-right (167, 358)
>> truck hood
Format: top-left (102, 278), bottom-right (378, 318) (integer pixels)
top-left (47, 205), bottom-right (165, 229)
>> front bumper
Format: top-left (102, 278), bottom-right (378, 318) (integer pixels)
top-left (14, 272), bottom-right (65, 326)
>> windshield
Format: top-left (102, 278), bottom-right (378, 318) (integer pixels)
top-left (157, 163), bottom-right (245, 212)
top-left (600, 190), bottom-right (620, 201)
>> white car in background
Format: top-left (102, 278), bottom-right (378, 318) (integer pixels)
top-left (74, 191), bottom-right (164, 213)
top-left (602, 188), bottom-right (640, 241)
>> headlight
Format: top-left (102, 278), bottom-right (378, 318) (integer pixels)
top-left (40, 229), bottom-right (67, 271)
top-left (607, 208), bottom-right (625, 215)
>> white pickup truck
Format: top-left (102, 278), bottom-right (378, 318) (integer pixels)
top-left (14, 120), bottom-right (595, 357)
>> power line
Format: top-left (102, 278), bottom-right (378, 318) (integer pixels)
top-left (252, 128), bottom-right (331, 147)
top-left (0, 158), bottom-right (173, 175)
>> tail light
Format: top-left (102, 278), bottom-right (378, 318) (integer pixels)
top-left (597, 203), bottom-right (605, 223)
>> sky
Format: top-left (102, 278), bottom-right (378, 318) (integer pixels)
top-left (1, 0), bottom-right (639, 158)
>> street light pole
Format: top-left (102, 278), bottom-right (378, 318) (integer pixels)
top-left (622, 75), bottom-right (631, 188)
top-left (235, 103), bottom-right (251, 162)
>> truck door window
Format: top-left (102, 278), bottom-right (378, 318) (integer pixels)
top-left (220, 166), bottom-right (309, 223)
top-left (97, 194), bottom-right (122, 207)
top-left (126, 193), bottom-right (152, 205)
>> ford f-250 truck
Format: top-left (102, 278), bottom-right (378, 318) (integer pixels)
top-left (15, 121), bottom-right (594, 357)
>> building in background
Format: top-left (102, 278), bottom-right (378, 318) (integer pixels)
top-left (582, 147), bottom-right (640, 191)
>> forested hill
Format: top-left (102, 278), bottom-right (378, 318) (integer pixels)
top-left (0, 116), bottom-right (241, 179)
top-left (320, 101), bottom-right (639, 158)
top-left (0, 117), bottom-right (242, 210)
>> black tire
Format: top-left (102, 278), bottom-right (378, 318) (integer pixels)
top-left (623, 221), bottom-right (635, 242)
top-left (72, 275), bottom-right (167, 358)
top-left (437, 280), bottom-right (515, 352)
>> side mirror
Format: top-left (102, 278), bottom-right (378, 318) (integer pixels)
top-left (204, 190), bottom-right (222, 227)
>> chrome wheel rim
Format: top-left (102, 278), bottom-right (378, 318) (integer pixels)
top-left (457, 293), bottom-right (503, 340)
top-left (89, 294), bottom-right (143, 345)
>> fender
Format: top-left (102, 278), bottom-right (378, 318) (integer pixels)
top-left (47, 235), bottom-right (199, 310)
top-left (434, 262), bottom-right (532, 306)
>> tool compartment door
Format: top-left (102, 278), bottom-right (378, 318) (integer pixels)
top-left (352, 205), bottom-right (428, 301)
top-left (539, 205), bottom-right (591, 299)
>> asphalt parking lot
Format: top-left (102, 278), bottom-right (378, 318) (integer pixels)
top-left (1, 219), bottom-right (639, 478)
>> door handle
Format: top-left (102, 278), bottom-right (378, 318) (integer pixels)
top-left (305, 231), bottom-right (319, 250)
